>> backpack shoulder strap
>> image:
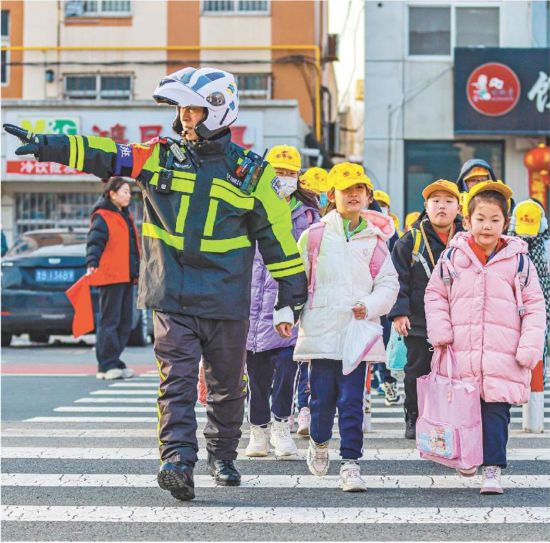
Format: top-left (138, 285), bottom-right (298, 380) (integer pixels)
top-left (307, 222), bottom-right (326, 309)
top-left (410, 228), bottom-right (424, 266)
top-left (370, 237), bottom-right (389, 279)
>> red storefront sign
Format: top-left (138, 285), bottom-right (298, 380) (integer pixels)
top-left (466, 63), bottom-right (521, 117)
top-left (6, 161), bottom-right (83, 175)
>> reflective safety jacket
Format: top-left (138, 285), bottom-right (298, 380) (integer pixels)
top-left (38, 130), bottom-right (307, 320)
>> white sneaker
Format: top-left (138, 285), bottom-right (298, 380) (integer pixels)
top-left (121, 368), bottom-right (134, 379)
top-left (245, 425), bottom-right (269, 457)
top-left (381, 381), bottom-right (401, 406)
top-left (96, 368), bottom-right (123, 380)
top-left (288, 414), bottom-right (296, 434)
top-left (297, 407), bottom-right (310, 437)
top-left (306, 438), bottom-right (329, 476)
top-left (480, 465), bottom-right (503, 494)
top-left (339, 460), bottom-right (367, 492)
top-left (270, 419), bottom-right (299, 458)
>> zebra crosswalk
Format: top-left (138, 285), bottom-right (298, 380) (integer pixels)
top-left (2, 370), bottom-right (549, 542)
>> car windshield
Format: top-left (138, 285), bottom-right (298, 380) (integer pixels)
top-left (6, 231), bottom-right (87, 257)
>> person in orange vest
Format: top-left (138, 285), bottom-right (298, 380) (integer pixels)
top-left (85, 177), bottom-right (140, 380)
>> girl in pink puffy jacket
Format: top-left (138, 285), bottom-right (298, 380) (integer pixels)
top-left (425, 182), bottom-right (545, 495)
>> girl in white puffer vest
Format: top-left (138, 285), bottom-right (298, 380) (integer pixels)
top-left (293, 162), bottom-right (399, 492)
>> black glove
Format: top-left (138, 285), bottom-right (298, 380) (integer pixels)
top-left (3, 123), bottom-right (42, 157)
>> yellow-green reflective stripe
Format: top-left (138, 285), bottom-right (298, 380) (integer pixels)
top-left (87, 136), bottom-right (117, 153)
top-left (175, 195), bottom-right (190, 234)
top-left (270, 263), bottom-right (305, 279)
top-left (253, 166), bottom-right (298, 257)
top-left (150, 172), bottom-right (159, 186)
top-left (142, 222), bottom-right (183, 250)
top-left (204, 199), bottom-right (218, 237)
top-left (172, 178), bottom-right (194, 193)
top-left (75, 136), bottom-right (85, 172)
top-left (141, 144), bottom-right (160, 174)
top-left (211, 185), bottom-right (254, 210)
top-left (68, 136), bottom-right (76, 168)
top-left (266, 257), bottom-right (303, 272)
top-left (200, 235), bottom-right (251, 253)
top-left (173, 171), bottom-right (196, 181)
top-left (212, 177), bottom-right (250, 199)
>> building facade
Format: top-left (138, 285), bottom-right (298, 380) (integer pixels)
top-left (363, 0), bottom-right (550, 222)
top-left (1, 0), bottom-right (338, 243)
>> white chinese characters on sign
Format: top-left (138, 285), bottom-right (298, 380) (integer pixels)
top-left (527, 71), bottom-right (550, 114)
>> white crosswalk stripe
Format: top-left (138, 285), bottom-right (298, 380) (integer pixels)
top-left (2, 505), bottom-right (549, 524)
top-left (3, 446), bottom-right (548, 461)
top-left (3, 372), bottom-right (548, 540)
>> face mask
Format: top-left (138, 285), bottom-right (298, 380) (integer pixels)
top-left (275, 176), bottom-right (298, 199)
top-left (380, 207), bottom-right (389, 216)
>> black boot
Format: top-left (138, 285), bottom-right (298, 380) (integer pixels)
top-left (207, 452), bottom-right (241, 486)
top-left (405, 413), bottom-right (417, 440)
top-left (157, 459), bottom-right (195, 501)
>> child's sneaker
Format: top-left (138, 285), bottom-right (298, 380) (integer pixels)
top-left (306, 439), bottom-right (330, 476)
top-left (374, 385), bottom-right (386, 396)
top-left (245, 425), bottom-right (269, 457)
top-left (297, 407), bottom-right (310, 437)
top-left (339, 460), bottom-right (367, 492)
top-left (381, 381), bottom-right (401, 406)
top-left (270, 420), bottom-right (299, 459)
top-left (288, 414), bottom-right (296, 434)
top-left (480, 466), bottom-right (503, 494)
top-left (456, 466), bottom-right (477, 477)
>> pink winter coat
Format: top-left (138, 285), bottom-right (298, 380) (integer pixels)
top-left (425, 232), bottom-right (546, 405)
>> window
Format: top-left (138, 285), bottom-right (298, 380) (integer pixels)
top-left (404, 140), bottom-right (504, 214)
top-left (202, 0), bottom-right (269, 14)
top-left (456, 7), bottom-right (499, 47)
top-left (1, 10), bottom-right (9, 85)
top-left (65, 0), bottom-right (132, 17)
top-left (15, 192), bottom-right (143, 235)
top-left (408, 5), bottom-right (500, 56)
top-left (236, 74), bottom-right (271, 99)
top-left (64, 74), bottom-right (132, 100)
top-left (409, 7), bottom-right (451, 56)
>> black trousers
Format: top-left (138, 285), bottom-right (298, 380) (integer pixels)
top-left (96, 282), bottom-right (133, 372)
top-left (403, 335), bottom-right (433, 417)
top-left (154, 311), bottom-right (249, 465)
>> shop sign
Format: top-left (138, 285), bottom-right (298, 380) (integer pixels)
top-left (455, 48), bottom-right (550, 135)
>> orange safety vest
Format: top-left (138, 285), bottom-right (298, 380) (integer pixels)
top-left (66, 208), bottom-right (140, 337)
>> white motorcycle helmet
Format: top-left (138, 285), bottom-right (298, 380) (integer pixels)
top-left (153, 66), bottom-right (239, 140)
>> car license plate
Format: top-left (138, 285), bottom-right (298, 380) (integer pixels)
top-left (35, 268), bottom-right (76, 283)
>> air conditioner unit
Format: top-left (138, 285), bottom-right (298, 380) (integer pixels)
top-left (326, 34), bottom-right (339, 62)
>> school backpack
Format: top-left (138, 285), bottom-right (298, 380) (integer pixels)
top-left (439, 246), bottom-right (532, 316)
top-left (306, 221), bottom-right (388, 309)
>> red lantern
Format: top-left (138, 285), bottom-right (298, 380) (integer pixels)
top-left (524, 144), bottom-right (550, 209)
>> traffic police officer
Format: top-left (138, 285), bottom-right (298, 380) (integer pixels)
top-left (3, 67), bottom-right (308, 501)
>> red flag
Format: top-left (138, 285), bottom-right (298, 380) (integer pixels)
top-left (65, 275), bottom-right (95, 338)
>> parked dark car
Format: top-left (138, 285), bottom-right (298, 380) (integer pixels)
top-left (1, 228), bottom-right (152, 347)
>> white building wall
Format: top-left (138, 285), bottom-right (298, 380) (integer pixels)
top-left (364, 0), bottom-right (546, 222)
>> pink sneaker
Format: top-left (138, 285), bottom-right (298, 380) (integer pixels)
top-left (288, 414), bottom-right (296, 434)
top-left (456, 467), bottom-right (477, 477)
top-left (480, 466), bottom-right (503, 494)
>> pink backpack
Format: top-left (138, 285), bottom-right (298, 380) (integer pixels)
top-left (306, 221), bottom-right (388, 309)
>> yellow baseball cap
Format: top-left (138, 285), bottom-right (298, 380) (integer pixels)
top-left (464, 166), bottom-right (490, 181)
top-left (463, 180), bottom-right (513, 216)
top-left (299, 167), bottom-right (327, 194)
top-left (512, 199), bottom-right (544, 237)
top-left (266, 145), bottom-right (301, 172)
top-left (327, 162), bottom-right (373, 192)
top-left (374, 190), bottom-right (391, 207)
top-left (422, 180), bottom-right (460, 201)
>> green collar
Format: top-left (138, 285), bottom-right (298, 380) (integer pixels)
top-left (290, 195), bottom-right (302, 212)
top-left (343, 216), bottom-right (367, 239)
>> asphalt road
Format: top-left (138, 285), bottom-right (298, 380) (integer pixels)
top-left (1, 337), bottom-right (549, 541)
